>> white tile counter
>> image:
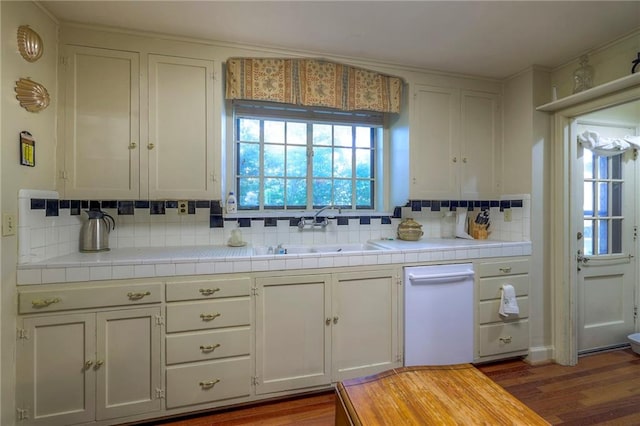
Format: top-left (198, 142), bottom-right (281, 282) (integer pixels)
top-left (17, 238), bottom-right (531, 285)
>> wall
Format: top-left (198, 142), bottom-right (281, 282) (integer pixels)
top-left (1, 2), bottom-right (58, 423)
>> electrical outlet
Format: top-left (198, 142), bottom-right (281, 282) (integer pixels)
top-left (504, 208), bottom-right (512, 222)
top-left (177, 201), bottom-right (188, 215)
top-left (3, 213), bottom-right (17, 236)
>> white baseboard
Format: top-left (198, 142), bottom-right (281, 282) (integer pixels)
top-left (525, 346), bottom-right (554, 365)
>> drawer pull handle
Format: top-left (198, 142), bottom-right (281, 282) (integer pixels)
top-left (200, 313), bottom-right (221, 321)
top-left (199, 379), bottom-right (220, 389)
top-left (499, 336), bottom-right (513, 344)
top-left (32, 297), bottom-right (61, 308)
top-left (127, 291), bottom-right (151, 300)
top-left (499, 267), bottom-right (512, 273)
top-left (200, 343), bottom-right (221, 352)
top-left (199, 288), bottom-right (221, 296)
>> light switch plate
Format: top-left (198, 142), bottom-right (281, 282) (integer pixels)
top-left (177, 201), bottom-right (188, 215)
top-left (3, 213), bottom-right (17, 236)
top-left (504, 208), bottom-right (512, 222)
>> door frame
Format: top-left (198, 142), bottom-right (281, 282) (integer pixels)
top-left (550, 85), bottom-right (640, 365)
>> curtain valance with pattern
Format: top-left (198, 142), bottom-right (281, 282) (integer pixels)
top-left (225, 57), bottom-right (403, 114)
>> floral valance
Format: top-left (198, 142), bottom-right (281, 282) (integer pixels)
top-left (225, 57), bottom-right (403, 114)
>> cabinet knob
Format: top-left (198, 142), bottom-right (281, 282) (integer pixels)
top-left (127, 291), bottom-right (151, 300)
top-left (199, 379), bottom-right (220, 389)
top-left (200, 313), bottom-right (221, 321)
top-left (200, 343), bottom-right (221, 352)
top-left (199, 288), bottom-right (220, 296)
top-left (95, 360), bottom-right (104, 368)
top-left (499, 336), bottom-right (513, 344)
top-left (333, 316), bottom-right (339, 324)
top-left (462, 157), bottom-right (467, 163)
top-left (147, 143), bottom-right (155, 150)
top-left (84, 360), bottom-right (93, 369)
top-left (452, 157), bottom-right (457, 163)
top-left (128, 142), bottom-right (137, 149)
top-left (326, 318), bottom-right (331, 326)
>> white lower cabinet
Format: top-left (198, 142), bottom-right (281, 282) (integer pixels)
top-left (164, 277), bottom-right (252, 409)
top-left (16, 306), bottom-right (162, 425)
top-left (255, 268), bottom-right (402, 395)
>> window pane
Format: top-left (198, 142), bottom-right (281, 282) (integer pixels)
top-left (612, 182), bottom-right (622, 216)
top-left (287, 122), bottom-right (307, 145)
top-left (264, 120), bottom-right (285, 144)
top-left (598, 155), bottom-right (608, 179)
top-left (334, 148), bottom-right (353, 178)
top-left (286, 178), bottom-right (307, 207)
top-left (598, 219), bottom-right (608, 254)
top-left (238, 143), bottom-right (260, 176)
top-left (312, 178), bottom-right (332, 206)
top-left (583, 219), bottom-right (594, 255)
top-left (583, 149), bottom-right (593, 179)
top-left (334, 125), bottom-right (352, 147)
top-left (611, 154), bottom-right (622, 179)
top-left (264, 178), bottom-right (285, 208)
top-left (264, 144), bottom-right (285, 177)
top-left (356, 180), bottom-right (373, 208)
top-left (597, 182), bottom-right (608, 217)
top-left (313, 147), bottom-right (333, 178)
top-left (583, 181), bottom-right (594, 216)
top-left (313, 124), bottom-right (332, 146)
top-left (356, 149), bottom-right (372, 178)
top-left (238, 118), bottom-right (260, 142)
top-left (355, 127), bottom-right (372, 148)
top-left (612, 218), bottom-right (622, 253)
top-left (334, 180), bottom-right (352, 206)
top-left (238, 178), bottom-right (260, 209)
top-left (286, 146), bottom-right (307, 177)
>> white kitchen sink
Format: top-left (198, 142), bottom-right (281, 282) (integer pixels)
top-left (253, 243), bottom-right (383, 255)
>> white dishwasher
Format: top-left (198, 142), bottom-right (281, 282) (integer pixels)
top-left (404, 263), bottom-right (475, 366)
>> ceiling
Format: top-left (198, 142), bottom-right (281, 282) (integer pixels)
top-left (40, 1), bottom-right (640, 79)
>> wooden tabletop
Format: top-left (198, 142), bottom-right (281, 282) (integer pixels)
top-left (336, 364), bottom-right (550, 426)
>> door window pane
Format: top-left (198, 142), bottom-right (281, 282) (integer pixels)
top-left (583, 219), bottom-right (594, 255)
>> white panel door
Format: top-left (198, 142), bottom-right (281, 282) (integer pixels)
top-left (62, 45), bottom-right (140, 199)
top-left (96, 307), bottom-right (162, 420)
top-left (332, 270), bottom-right (400, 381)
top-left (17, 314), bottom-right (96, 426)
top-left (575, 122), bottom-right (637, 353)
top-left (255, 274), bottom-right (332, 394)
top-left (147, 55), bottom-right (216, 199)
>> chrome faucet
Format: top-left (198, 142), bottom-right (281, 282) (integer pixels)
top-left (297, 205), bottom-right (338, 230)
top-left (314, 205), bottom-right (333, 221)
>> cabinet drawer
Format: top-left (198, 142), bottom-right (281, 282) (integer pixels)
top-left (478, 275), bottom-right (529, 301)
top-left (479, 320), bottom-right (529, 357)
top-left (18, 282), bottom-right (162, 314)
top-left (166, 357), bottom-right (251, 408)
top-left (166, 328), bottom-right (251, 365)
top-left (166, 299), bottom-right (250, 333)
top-left (166, 277), bottom-right (251, 301)
top-left (479, 296), bottom-right (529, 323)
top-left (477, 259), bottom-right (529, 278)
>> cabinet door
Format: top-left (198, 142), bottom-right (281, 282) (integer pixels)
top-left (17, 314), bottom-right (96, 426)
top-left (460, 90), bottom-right (501, 199)
top-left (61, 45), bottom-right (140, 199)
top-left (255, 275), bottom-right (332, 394)
top-left (96, 307), bottom-right (162, 420)
top-left (147, 55), bottom-right (217, 199)
top-left (332, 270), bottom-right (400, 381)
top-left (410, 85), bottom-right (459, 199)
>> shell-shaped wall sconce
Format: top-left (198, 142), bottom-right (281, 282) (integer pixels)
top-left (15, 78), bottom-right (50, 112)
top-left (17, 25), bottom-right (43, 62)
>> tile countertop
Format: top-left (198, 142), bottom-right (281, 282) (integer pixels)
top-left (16, 238), bottom-right (532, 285)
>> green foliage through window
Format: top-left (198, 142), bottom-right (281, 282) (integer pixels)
top-left (235, 114), bottom-right (376, 210)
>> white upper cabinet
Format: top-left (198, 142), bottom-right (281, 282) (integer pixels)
top-left (395, 83), bottom-right (502, 201)
top-left (59, 44), bottom-right (218, 200)
top-left (61, 46), bottom-right (140, 199)
top-left (147, 55), bottom-right (216, 199)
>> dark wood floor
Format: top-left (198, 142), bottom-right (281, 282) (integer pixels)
top-left (141, 349), bottom-right (640, 426)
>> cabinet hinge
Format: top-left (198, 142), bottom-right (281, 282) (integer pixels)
top-left (17, 328), bottom-right (28, 340)
top-left (251, 376), bottom-right (259, 386)
top-left (634, 148), bottom-right (638, 161)
top-left (210, 172), bottom-right (216, 183)
top-left (59, 56), bottom-right (68, 66)
top-left (59, 170), bottom-right (68, 180)
top-left (634, 226), bottom-right (638, 241)
top-left (251, 286), bottom-right (258, 296)
top-left (211, 71), bottom-right (217, 81)
top-left (17, 408), bottom-right (29, 421)
top-left (634, 306), bottom-right (638, 321)
top-left (155, 388), bottom-right (165, 399)
top-left (396, 276), bottom-right (402, 286)
top-left (155, 315), bottom-right (165, 326)
top-left (396, 353), bottom-right (403, 363)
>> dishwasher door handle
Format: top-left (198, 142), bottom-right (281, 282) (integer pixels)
top-left (408, 271), bottom-right (474, 284)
